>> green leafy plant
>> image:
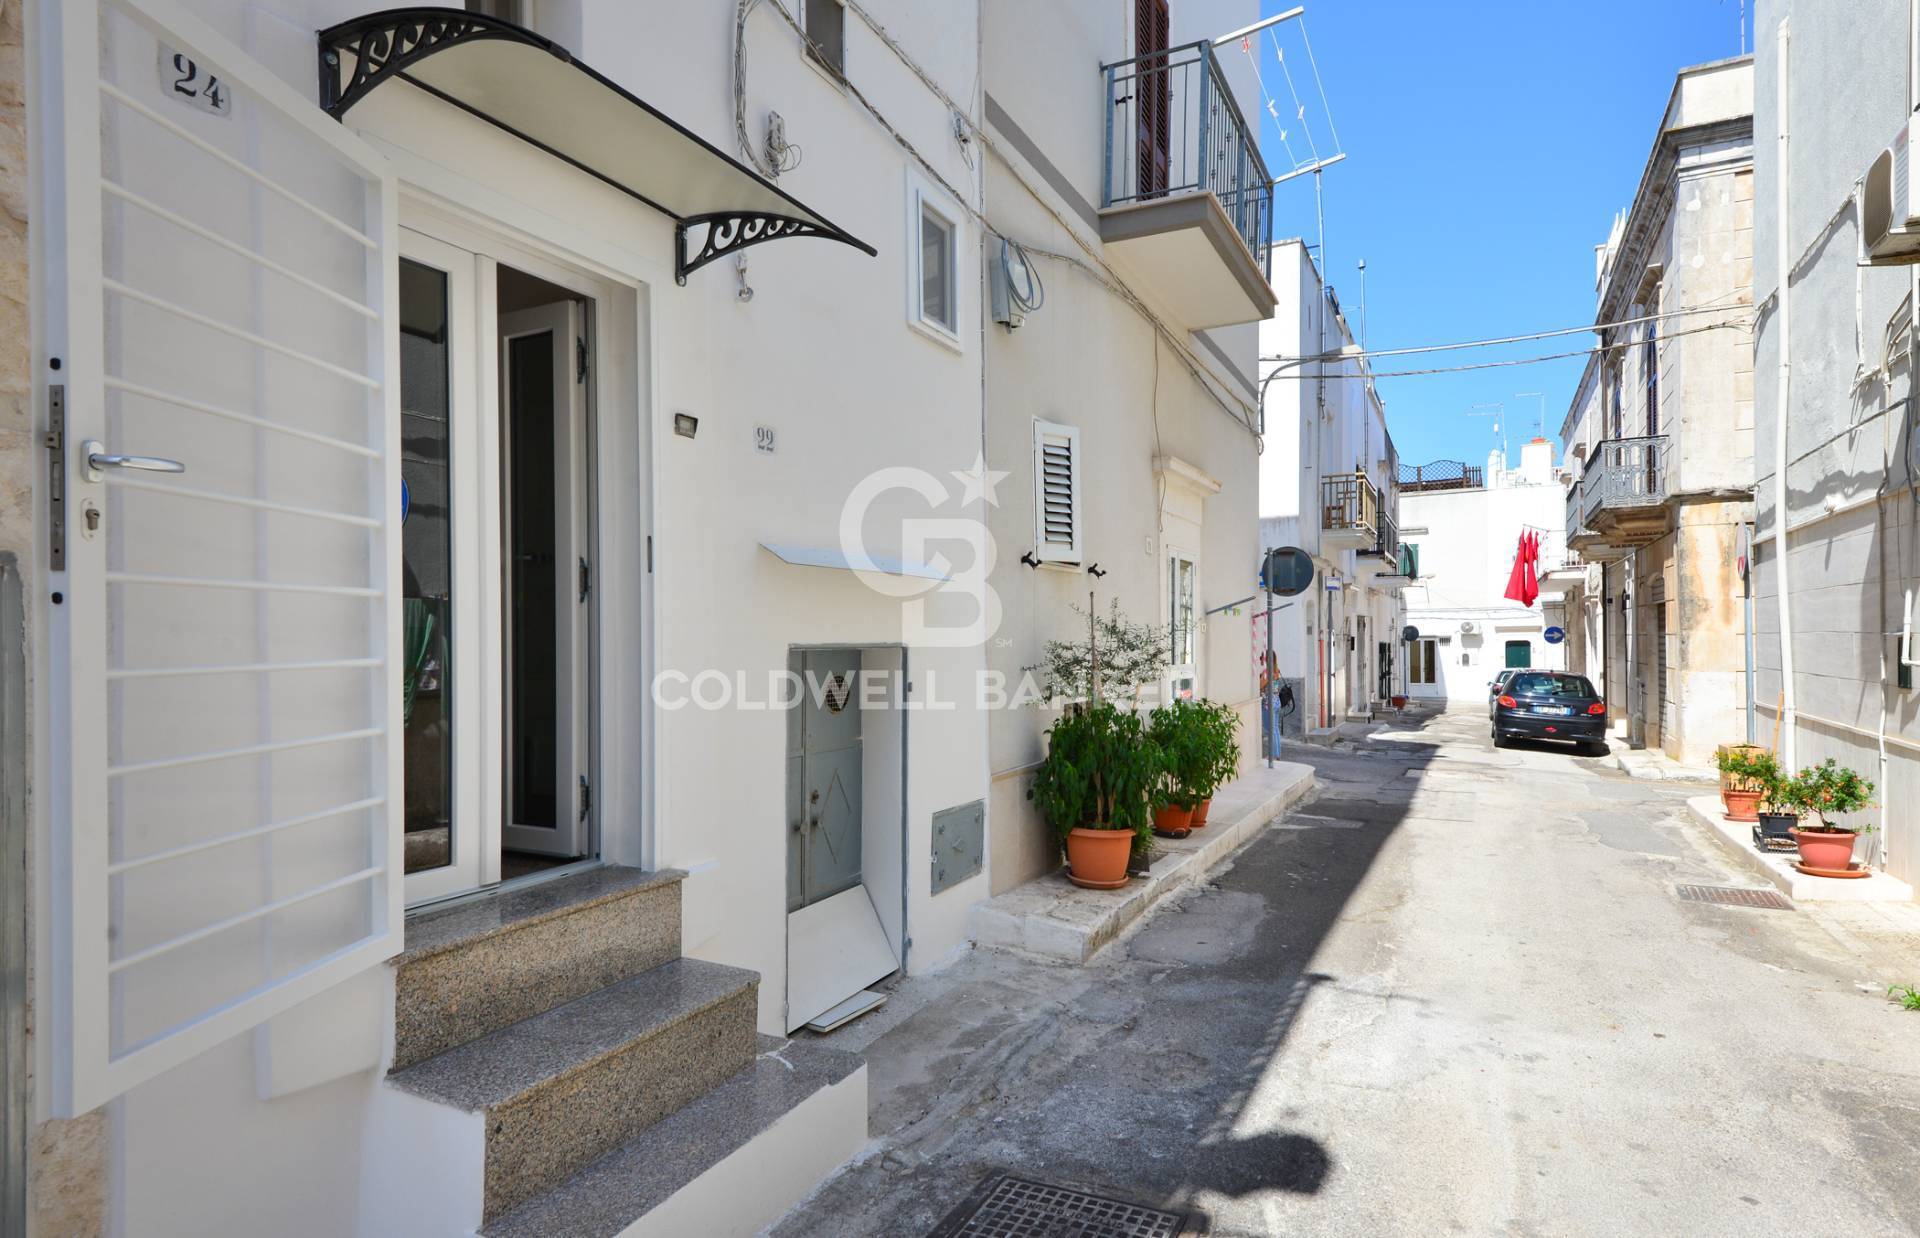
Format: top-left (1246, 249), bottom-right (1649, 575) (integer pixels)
top-left (1197, 700), bottom-right (1242, 797)
top-left (1028, 702), bottom-right (1164, 850)
top-left (1147, 699), bottom-right (1210, 809)
top-left (1030, 600), bottom-right (1171, 706)
top-left (1888, 983), bottom-right (1920, 1011)
top-left (1775, 759), bottom-right (1877, 833)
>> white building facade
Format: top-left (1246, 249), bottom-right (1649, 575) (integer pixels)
top-left (1258, 239), bottom-right (1409, 740)
top-left (1753, 0), bottom-right (1920, 884)
top-left (7, 1), bottom-right (1271, 1233)
top-left (1400, 441), bottom-right (1571, 705)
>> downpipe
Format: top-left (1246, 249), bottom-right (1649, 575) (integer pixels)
top-left (1773, 17), bottom-right (1798, 771)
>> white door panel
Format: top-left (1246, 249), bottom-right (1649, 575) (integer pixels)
top-left (42, 0), bottom-right (401, 1115)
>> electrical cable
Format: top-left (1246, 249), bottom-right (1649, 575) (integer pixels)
top-left (1260, 318), bottom-right (1751, 381)
top-left (1261, 298), bottom-right (1749, 366)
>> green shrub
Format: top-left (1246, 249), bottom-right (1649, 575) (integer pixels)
top-left (1028, 703), bottom-right (1163, 849)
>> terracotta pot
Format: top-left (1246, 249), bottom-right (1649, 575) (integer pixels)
top-left (1191, 797), bottom-right (1212, 829)
top-left (1792, 827), bottom-right (1859, 872)
top-left (1722, 787), bottom-right (1763, 822)
top-left (1153, 802), bottom-right (1194, 836)
top-left (1390, 695), bottom-right (1408, 709)
top-left (1065, 827), bottom-right (1133, 889)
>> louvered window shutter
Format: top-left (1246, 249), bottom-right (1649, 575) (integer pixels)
top-left (1034, 421), bottom-right (1083, 564)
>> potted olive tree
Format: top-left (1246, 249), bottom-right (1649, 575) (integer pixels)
top-left (1777, 759), bottom-right (1876, 875)
top-left (1028, 703), bottom-right (1163, 888)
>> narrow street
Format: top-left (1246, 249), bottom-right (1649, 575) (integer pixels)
top-left (774, 706), bottom-right (1920, 1238)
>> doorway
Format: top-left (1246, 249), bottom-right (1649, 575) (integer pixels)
top-left (1505, 640), bottom-right (1532, 669)
top-left (784, 648), bottom-right (903, 1032)
top-left (400, 229), bottom-right (598, 905)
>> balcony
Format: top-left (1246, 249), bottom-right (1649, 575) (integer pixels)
top-left (1100, 41), bottom-right (1277, 328)
top-left (1321, 472), bottom-right (1379, 551)
top-left (1566, 435), bottom-right (1672, 560)
top-left (1537, 548), bottom-right (1587, 596)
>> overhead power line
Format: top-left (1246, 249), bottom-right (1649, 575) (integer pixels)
top-left (1260, 318), bottom-right (1752, 381)
top-left (1259, 299), bottom-right (1751, 369)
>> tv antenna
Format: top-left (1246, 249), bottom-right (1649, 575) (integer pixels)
top-left (1469, 403), bottom-right (1506, 463)
top-left (1515, 391), bottom-right (1547, 439)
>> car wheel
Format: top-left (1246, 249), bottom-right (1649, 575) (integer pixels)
top-left (1491, 730), bottom-right (1504, 748)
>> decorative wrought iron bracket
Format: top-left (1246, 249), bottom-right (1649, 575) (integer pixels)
top-left (674, 214), bottom-right (839, 285)
top-left (318, 10), bottom-right (558, 120)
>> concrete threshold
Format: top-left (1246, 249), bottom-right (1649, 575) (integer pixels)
top-left (969, 761), bottom-right (1317, 963)
top-left (1686, 796), bottom-right (1914, 903)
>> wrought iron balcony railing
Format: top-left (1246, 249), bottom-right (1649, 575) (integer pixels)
top-left (1361, 509), bottom-right (1399, 560)
top-left (1397, 459), bottom-right (1484, 493)
top-left (1578, 434), bottom-right (1670, 526)
top-left (1321, 472), bottom-right (1379, 538)
top-left (1101, 40), bottom-right (1273, 272)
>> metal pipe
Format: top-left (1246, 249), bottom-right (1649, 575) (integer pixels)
top-left (1774, 17), bottom-right (1798, 769)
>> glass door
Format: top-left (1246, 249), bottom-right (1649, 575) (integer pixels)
top-left (400, 230), bottom-right (493, 904)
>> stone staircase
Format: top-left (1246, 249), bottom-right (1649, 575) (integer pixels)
top-left (364, 866), bottom-right (867, 1237)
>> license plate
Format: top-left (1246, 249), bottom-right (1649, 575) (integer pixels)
top-left (1537, 706), bottom-right (1572, 716)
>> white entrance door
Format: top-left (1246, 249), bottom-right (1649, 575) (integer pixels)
top-left (500, 305), bottom-right (589, 858)
top-left (42, 0), bottom-right (401, 1114)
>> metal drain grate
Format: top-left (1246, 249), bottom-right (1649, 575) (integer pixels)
top-left (928, 1174), bottom-right (1187, 1238)
top-left (1675, 884), bottom-right (1794, 911)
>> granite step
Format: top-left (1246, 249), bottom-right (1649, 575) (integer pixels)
top-left (392, 865), bottom-right (684, 1070)
top-left (388, 957), bottom-right (759, 1221)
top-left (482, 1036), bottom-right (867, 1238)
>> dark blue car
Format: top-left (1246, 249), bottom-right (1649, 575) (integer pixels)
top-left (1491, 672), bottom-right (1608, 755)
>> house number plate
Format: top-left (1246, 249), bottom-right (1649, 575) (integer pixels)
top-left (754, 425), bottom-right (776, 453)
top-left (160, 45), bottom-right (231, 116)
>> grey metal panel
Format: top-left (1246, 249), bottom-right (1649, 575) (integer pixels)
top-left (790, 651), bottom-right (864, 908)
top-left (930, 799), bottom-right (985, 896)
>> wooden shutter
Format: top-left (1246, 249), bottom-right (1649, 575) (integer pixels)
top-left (1134, 0), bottom-right (1171, 199)
top-left (1034, 421), bottom-right (1083, 564)
top-left (40, 0), bottom-right (402, 1114)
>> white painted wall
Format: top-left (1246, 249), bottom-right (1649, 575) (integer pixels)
top-left (1401, 456), bottom-right (1571, 703)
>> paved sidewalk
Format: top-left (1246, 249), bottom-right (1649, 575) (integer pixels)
top-left (969, 761), bottom-right (1315, 963)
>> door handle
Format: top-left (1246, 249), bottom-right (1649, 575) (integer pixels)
top-left (81, 441), bottom-right (185, 483)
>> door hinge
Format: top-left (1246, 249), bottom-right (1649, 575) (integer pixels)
top-left (576, 337), bottom-right (588, 384)
top-left (646, 535), bottom-right (653, 573)
top-left (578, 555), bottom-right (591, 602)
top-left (579, 774), bottom-right (591, 823)
top-left (45, 384), bottom-right (64, 572)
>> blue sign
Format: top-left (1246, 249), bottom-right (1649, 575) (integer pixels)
top-left (1543, 625), bottom-right (1566, 645)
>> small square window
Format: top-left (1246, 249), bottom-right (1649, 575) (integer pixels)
top-left (803, 0), bottom-right (846, 75)
top-left (919, 205), bottom-right (956, 334)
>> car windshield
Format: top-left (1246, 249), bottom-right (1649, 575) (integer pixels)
top-left (1509, 673), bottom-right (1596, 698)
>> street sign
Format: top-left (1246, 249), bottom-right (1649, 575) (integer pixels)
top-left (1260, 546), bottom-right (1314, 597)
top-left (1544, 625), bottom-right (1566, 645)
top-left (1401, 625), bottom-right (1420, 642)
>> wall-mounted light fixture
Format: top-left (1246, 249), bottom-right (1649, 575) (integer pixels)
top-left (1085, 563), bottom-right (1106, 578)
top-left (673, 413), bottom-right (699, 439)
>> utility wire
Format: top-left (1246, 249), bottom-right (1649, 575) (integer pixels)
top-left (1261, 318), bottom-right (1751, 380)
top-left (1260, 299), bottom-right (1750, 367)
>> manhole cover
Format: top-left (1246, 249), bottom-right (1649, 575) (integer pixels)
top-left (1675, 884), bottom-right (1794, 911)
top-left (928, 1174), bottom-right (1187, 1238)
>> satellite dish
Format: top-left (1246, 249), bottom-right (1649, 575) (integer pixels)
top-left (1401, 625), bottom-right (1420, 642)
top-left (1260, 547), bottom-right (1315, 597)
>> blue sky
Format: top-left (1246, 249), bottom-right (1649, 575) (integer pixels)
top-left (1249, 0), bottom-right (1751, 470)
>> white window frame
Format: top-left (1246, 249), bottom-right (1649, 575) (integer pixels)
top-left (1166, 547), bottom-right (1198, 700)
top-left (906, 172), bottom-right (964, 351)
top-left (1032, 419), bottom-right (1083, 565)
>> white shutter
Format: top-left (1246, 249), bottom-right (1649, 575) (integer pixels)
top-left (1033, 420), bottom-right (1082, 564)
top-left (40, 0), bottom-right (401, 1115)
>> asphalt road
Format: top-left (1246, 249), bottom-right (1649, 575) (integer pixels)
top-left (771, 706), bottom-right (1920, 1238)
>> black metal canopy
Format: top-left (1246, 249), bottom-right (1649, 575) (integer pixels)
top-left (317, 8), bottom-right (877, 283)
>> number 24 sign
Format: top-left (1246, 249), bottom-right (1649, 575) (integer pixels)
top-left (160, 46), bottom-right (230, 117)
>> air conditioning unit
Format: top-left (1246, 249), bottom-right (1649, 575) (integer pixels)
top-left (1458, 620), bottom-right (1478, 635)
top-left (1864, 125), bottom-right (1920, 264)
